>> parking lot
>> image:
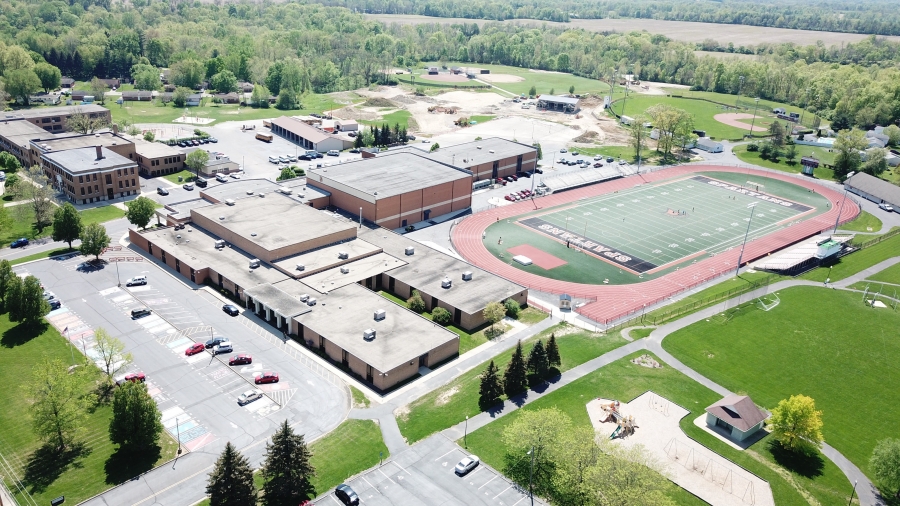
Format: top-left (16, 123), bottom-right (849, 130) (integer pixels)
top-left (18, 249), bottom-right (349, 506)
top-left (314, 435), bottom-right (542, 506)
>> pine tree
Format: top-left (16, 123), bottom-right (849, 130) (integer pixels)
top-left (261, 420), bottom-right (316, 505)
top-left (207, 442), bottom-right (257, 506)
top-left (503, 341), bottom-right (528, 397)
top-left (479, 360), bottom-right (503, 409)
top-left (372, 125), bottom-right (380, 146)
top-left (526, 339), bottom-right (549, 380)
top-left (546, 333), bottom-right (561, 368)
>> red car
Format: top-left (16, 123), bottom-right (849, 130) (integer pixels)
top-left (229, 354), bottom-right (253, 366)
top-left (120, 372), bottom-right (146, 384)
top-left (185, 343), bottom-right (205, 356)
top-left (504, 195), bottom-right (513, 202)
top-left (255, 371), bottom-right (279, 384)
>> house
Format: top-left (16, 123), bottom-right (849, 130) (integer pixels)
top-left (28, 92), bottom-right (60, 105)
top-left (99, 78), bottom-right (120, 89)
top-left (158, 92), bottom-right (174, 103)
top-left (213, 93), bottom-right (241, 104)
top-left (163, 84), bottom-right (176, 92)
top-left (186, 94), bottom-right (202, 107)
top-left (239, 82), bottom-right (254, 93)
top-left (695, 137), bottom-right (724, 153)
top-left (60, 77), bottom-right (75, 89)
top-left (70, 90), bottom-right (88, 101)
top-left (866, 129), bottom-right (890, 148)
top-left (121, 90), bottom-right (153, 102)
top-left (705, 394), bottom-right (767, 442)
top-left (335, 119), bottom-right (358, 132)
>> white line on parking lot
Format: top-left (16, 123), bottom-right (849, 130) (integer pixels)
top-left (466, 466), bottom-right (485, 480)
top-left (377, 467), bottom-right (397, 485)
top-left (387, 460), bottom-right (411, 476)
top-left (493, 485), bottom-right (513, 499)
top-left (512, 496), bottom-right (528, 505)
top-left (478, 474), bottom-right (498, 489)
top-left (360, 475), bottom-right (377, 491)
top-left (434, 449), bottom-right (457, 461)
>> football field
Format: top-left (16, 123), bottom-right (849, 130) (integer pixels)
top-left (484, 172), bottom-right (829, 284)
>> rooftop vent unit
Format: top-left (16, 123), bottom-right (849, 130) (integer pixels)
top-left (298, 294), bottom-right (309, 302)
top-left (296, 264), bottom-right (305, 271)
top-left (462, 271), bottom-right (473, 281)
top-left (214, 240), bottom-right (225, 249)
top-left (489, 150), bottom-right (495, 154)
top-left (405, 246), bottom-right (415, 256)
top-left (374, 309), bottom-right (386, 321)
top-left (441, 277), bottom-right (452, 289)
top-left (225, 199), bottom-right (235, 206)
top-left (338, 251), bottom-right (349, 259)
top-left (477, 146), bottom-right (482, 149)
top-left (340, 267), bottom-right (349, 274)
top-left (249, 259), bottom-right (260, 269)
top-left (363, 328), bottom-right (376, 341)
top-left (246, 190), bottom-right (254, 195)
top-left (299, 193), bottom-right (305, 198)
top-left (307, 297), bottom-right (317, 306)
top-left (281, 188), bottom-right (293, 195)
top-left (258, 193), bottom-right (265, 198)
top-left (219, 216), bottom-right (225, 221)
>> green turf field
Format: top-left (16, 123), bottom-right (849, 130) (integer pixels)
top-left (662, 286), bottom-right (900, 480)
top-left (485, 171), bottom-right (830, 284)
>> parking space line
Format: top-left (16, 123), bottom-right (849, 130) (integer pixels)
top-left (377, 467), bottom-right (396, 485)
top-left (360, 475), bottom-right (377, 490)
top-left (434, 449), bottom-right (457, 461)
top-left (387, 460), bottom-right (411, 476)
top-left (493, 485), bottom-right (512, 499)
top-left (512, 496), bottom-right (528, 505)
top-left (466, 466), bottom-right (485, 479)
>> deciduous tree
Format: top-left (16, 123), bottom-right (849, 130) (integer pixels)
top-left (90, 77), bottom-right (107, 104)
top-left (478, 360), bottom-right (503, 409)
top-left (79, 222), bottom-right (110, 260)
top-left (207, 442), bottom-right (257, 506)
top-left (33, 62), bottom-right (61, 92)
top-left (171, 58), bottom-right (205, 89)
top-left (768, 394), bottom-right (824, 452)
top-left (67, 109), bottom-right (109, 134)
top-left (52, 202), bottom-right (83, 249)
top-left (109, 380), bottom-right (163, 450)
top-left (833, 129), bottom-right (867, 179)
top-left (4, 68), bottom-right (41, 104)
top-left (277, 166), bottom-right (297, 181)
top-left (501, 407), bottom-right (570, 498)
top-left (502, 340), bottom-right (528, 397)
top-left (125, 196), bottom-right (156, 230)
top-left (483, 301), bottom-right (505, 333)
top-left (261, 420), bottom-right (316, 505)
top-left (0, 259), bottom-right (13, 308)
top-left (628, 115), bottom-right (649, 165)
top-left (251, 83), bottom-right (270, 108)
top-left (431, 306), bottom-right (451, 325)
top-left (24, 358), bottom-right (94, 450)
top-left (406, 290), bottom-right (426, 313)
top-left (871, 438), bottom-right (900, 498)
top-left (210, 70), bottom-right (238, 93)
top-left (94, 328), bottom-right (132, 386)
top-left (863, 147), bottom-right (888, 176)
top-left (186, 149), bottom-right (209, 178)
top-left (13, 166), bottom-right (55, 233)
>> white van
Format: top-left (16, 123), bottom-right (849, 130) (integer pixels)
top-left (215, 174), bottom-right (228, 183)
top-left (327, 150), bottom-right (340, 156)
top-left (126, 275), bottom-right (147, 286)
top-left (268, 156), bottom-right (279, 164)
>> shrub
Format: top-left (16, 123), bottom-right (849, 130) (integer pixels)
top-left (432, 307), bottom-right (451, 325)
top-left (505, 298), bottom-right (521, 318)
top-left (407, 290), bottom-right (426, 313)
top-left (747, 143), bottom-right (759, 152)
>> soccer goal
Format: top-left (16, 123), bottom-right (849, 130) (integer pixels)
top-left (756, 293), bottom-right (780, 312)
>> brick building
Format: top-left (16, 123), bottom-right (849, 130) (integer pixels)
top-left (41, 146), bottom-right (140, 204)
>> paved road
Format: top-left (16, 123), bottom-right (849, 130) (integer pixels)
top-left (16, 247), bottom-right (349, 506)
top-left (0, 217), bottom-right (131, 263)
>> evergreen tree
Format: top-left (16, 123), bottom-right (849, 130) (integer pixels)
top-left (372, 126), bottom-right (380, 146)
top-left (399, 127), bottom-right (408, 143)
top-left (207, 442), bottom-right (257, 506)
top-left (479, 360), bottom-right (503, 409)
top-left (261, 420), bottom-right (316, 505)
top-left (354, 133), bottom-right (364, 149)
top-left (0, 259), bottom-right (14, 309)
top-left (526, 339), bottom-right (549, 380)
top-left (503, 341), bottom-right (528, 397)
top-left (546, 333), bottom-right (561, 368)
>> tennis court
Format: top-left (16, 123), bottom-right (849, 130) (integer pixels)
top-left (484, 172), bottom-right (828, 284)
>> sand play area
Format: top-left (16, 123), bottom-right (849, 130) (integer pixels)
top-left (714, 113), bottom-right (767, 132)
top-left (418, 72), bottom-right (470, 83)
top-left (587, 392), bottom-right (774, 506)
top-left (478, 73), bottom-right (525, 83)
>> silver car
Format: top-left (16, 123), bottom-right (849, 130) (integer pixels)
top-left (238, 389), bottom-right (263, 405)
top-left (455, 455), bottom-right (480, 475)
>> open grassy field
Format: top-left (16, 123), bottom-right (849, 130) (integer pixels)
top-left (397, 322), bottom-right (629, 444)
top-left (732, 144), bottom-right (836, 181)
top-left (0, 313), bottom-right (178, 505)
top-left (571, 145), bottom-right (667, 165)
top-left (839, 210), bottom-right (883, 233)
top-left (1, 204), bottom-right (125, 248)
top-left (464, 351), bottom-right (853, 506)
top-left (800, 230), bottom-right (900, 282)
top-left (662, 285), bottom-right (899, 482)
top-left (308, 420), bottom-right (388, 495)
top-left (866, 262), bottom-right (900, 285)
top-left (107, 94), bottom-right (344, 127)
top-left (358, 109), bottom-right (413, 129)
top-left (409, 62), bottom-right (612, 97)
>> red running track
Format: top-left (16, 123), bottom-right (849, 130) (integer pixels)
top-left (452, 165), bottom-right (859, 325)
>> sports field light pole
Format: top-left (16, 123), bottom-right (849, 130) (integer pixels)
top-left (735, 203), bottom-right (757, 277)
top-left (749, 97), bottom-right (760, 138)
top-left (833, 172), bottom-right (854, 233)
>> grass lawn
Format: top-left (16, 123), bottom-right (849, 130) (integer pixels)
top-left (465, 351), bottom-right (853, 506)
top-left (732, 144), bottom-right (836, 181)
top-left (107, 93), bottom-right (344, 127)
top-left (0, 313), bottom-right (178, 505)
top-left (839, 210), bottom-right (882, 233)
top-left (572, 145), bottom-right (669, 165)
top-left (662, 286), bottom-right (900, 482)
top-left (10, 247), bottom-right (77, 266)
top-left (358, 110), bottom-right (412, 129)
top-left (1, 204), bottom-right (125, 248)
top-left (376, 291), bottom-right (547, 353)
top-left (469, 115), bottom-right (494, 123)
top-left (866, 261), bottom-right (900, 285)
top-left (410, 63), bottom-right (612, 96)
top-left (309, 420), bottom-right (388, 494)
top-left (350, 386), bottom-right (371, 408)
top-left (396, 322), bottom-right (629, 444)
top-left (628, 327), bottom-right (655, 339)
top-left (162, 169), bottom-right (198, 185)
top-left (800, 230), bottom-right (900, 282)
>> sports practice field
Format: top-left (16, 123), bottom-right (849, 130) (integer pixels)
top-left (483, 172), bottom-right (831, 285)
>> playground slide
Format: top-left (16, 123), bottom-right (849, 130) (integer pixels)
top-left (610, 426), bottom-right (621, 439)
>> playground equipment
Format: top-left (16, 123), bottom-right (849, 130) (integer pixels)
top-left (598, 399), bottom-right (636, 439)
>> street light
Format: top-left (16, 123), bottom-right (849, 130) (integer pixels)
top-left (801, 88), bottom-right (810, 127)
top-left (749, 97), bottom-right (760, 138)
top-left (527, 446), bottom-right (535, 506)
top-left (735, 203), bottom-right (757, 277)
top-left (738, 75), bottom-right (744, 97)
top-left (464, 415), bottom-right (469, 448)
top-left (833, 172), bottom-right (855, 233)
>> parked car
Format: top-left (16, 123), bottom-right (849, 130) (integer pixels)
top-left (504, 195), bottom-right (513, 202)
top-left (223, 304), bottom-right (240, 316)
top-left (594, 162), bottom-right (603, 168)
top-left (213, 341), bottom-right (233, 355)
top-left (287, 154), bottom-right (298, 162)
top-left (42, 290), bottom-right (56, 301)
top-left (131, 308), bottom-right (152, 318)
top-left (618, 159), bottom-right (627, 165)
top-left (879, 203), bottom-right (894, 212)
top-left (299, 154), bottom-right (312, 161)
top-left (49, 299), bottom-right (62, 310)
top-left (238, 389), bottom-right (263, 406)
top-left (157, 187), bottom-right (169, 196)
top-left (349, 149), bottom-right (360, 154)
top-left (185, 343), bottom-right (205, 356)
top-left (269, 156), bottom-right (279, 164)
top-left (498, 179), bottom-right (507, 186)
top-left (205, 335), bottom-right (227, 349)
top-left (229, 354), bottom-right (252, 366)
top-left (571, 151), bottom-right (579, 156)
top-left (183, 183), bottom-right (194, 190)
top-left (327, 150), bottom-right (340, 156)
top-left (255, 371), bottom-right (279, 384)
top-left (594, 155), bottom-right (603, 160)
top-left (122, 372), bottom-right (146, 383)
top-left (455, 455), bottom-right (480, 475)
top-left (560, 148), bottom-right (567, 153)
top-left (334, 484), bottom-right (359, 505)
top-left (215, 174), bottom-right (228, 183)
top-left (10, 238), bottom-right (29, 248)
top-left (607, 156), bottom-right (614, 162)
top-left (126, 275), bottom-right (147, 286)
top-left (407, 134), bottom-right (416, 140)
top-left (208, 137), bottom-right (218, 143)
top-left (230, 172), bottom-right (243, 179)
top-left (534, 167), bottom-right (543, 174)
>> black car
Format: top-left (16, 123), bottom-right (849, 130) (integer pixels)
top-left (223, 304), bottom-right (240, 316)
top-left (131, 308), bottom-right (152, 318)
top-left (534, 167), bottom-right (543, 174)
top-left (334, 484), bottom-right (359, 505)
top-left (157, 187), bottom-right (169, 196)
top-left (49, 299), bottom-right (62, 310)
top-left (299, 154), bottom-right (312, 161)
top-left (349, 149), bottom-right (360, 154)
top-left (205, 335), bottom-right (227, 349)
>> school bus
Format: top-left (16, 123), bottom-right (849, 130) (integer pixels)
top-left (256, 132), bottom-right (273, 142)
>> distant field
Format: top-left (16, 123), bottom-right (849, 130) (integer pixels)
top-left (366, 14), bottom-right (900, 47)
top-left (409, 63), bottom-right (610, 96)
top-left (694, 51), bottom-right (760, 61)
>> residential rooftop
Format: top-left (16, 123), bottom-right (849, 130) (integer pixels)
top-left (42, 146), bottom-right (137, 174)
top-left (421, 137), bottom-right (537, 168)
top-left (359, 226), bottom-right (526, 314)
top-left (307, 152), bottom-right (471, 202)
top-left (294, 282), bottom-right (459, 372)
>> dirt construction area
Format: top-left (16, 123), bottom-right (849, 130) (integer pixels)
top-left (714, 112), bottom-right (767, 132)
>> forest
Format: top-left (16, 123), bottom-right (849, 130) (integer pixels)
top-left (325, 0), bottom-right (900, 36)
top-left (0, 0), bottom-right (899, 131)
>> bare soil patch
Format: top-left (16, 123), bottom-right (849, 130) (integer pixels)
top-left (419, 73), bottom-right (470, 83)
top-left (363, 97), bottom-right (398, 108)
top-left (479, 74), bottom-right (525, 83)
top-left (435, 386), bottom-right (460, 406)
top-left (714, 112), bottom-right (767, 132)
top-left (573, 130), bottom-right (600, 143)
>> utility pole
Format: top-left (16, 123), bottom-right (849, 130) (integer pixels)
top-left (833, 172), bottom-right (854, 233)
top-left (528, 446), bottom-right (535, 506)
top-left (737, 75), bottom-right (744, 97)
top-left (749, 97), bottom-right (760, 138)
top-left (735, 203), bottom-right (757, 276)
top-left (464, 415), bottom-right (469, 448)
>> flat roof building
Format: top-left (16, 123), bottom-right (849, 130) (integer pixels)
top-left (2, 104), bottom-right (110, 133)
top-left (308, 152), bottom-right (473, 229)
top-left (422, 137), bottom-right (538, 182)
top-left (133, 140), bottom-right (185, 177)
top-left (537, 94), bottom-right (580, 113)
top-left (41, 146), bottom-right (141, 204)
top-left (0, 120), bottom-right (49, 166)
top-left (845, 172), bottom-right (900, 209)
top-left (270, 116), bottom-right (353, 153)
